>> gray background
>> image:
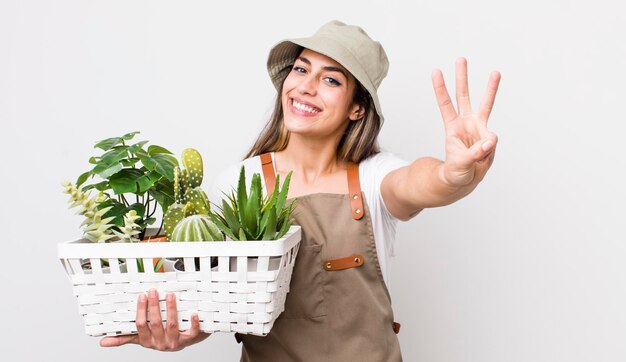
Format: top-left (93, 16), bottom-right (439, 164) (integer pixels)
top-left (1, 0), bottom-right (624, 361)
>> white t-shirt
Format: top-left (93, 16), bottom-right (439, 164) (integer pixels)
top-left (207, 150), bottom-right (410, 286)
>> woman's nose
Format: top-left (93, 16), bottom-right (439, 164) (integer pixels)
top-left (297, 75), bottom-right (317, 96)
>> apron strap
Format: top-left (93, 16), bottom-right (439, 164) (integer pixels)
top-left (260, 153), bottom-right (276, 196)
top-left (259, 152), bottom-right (364, 220)
top-left (347, 163), bottom-right (364, 220)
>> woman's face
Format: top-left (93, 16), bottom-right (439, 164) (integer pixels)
top-left (281, 49), bottom-right (363, 139)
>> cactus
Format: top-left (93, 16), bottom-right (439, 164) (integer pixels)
top-left (170, 214), bottom-right (224, 242)
top-left (163, 148), bottom-right (214, 241)
top-left (164, 204), bottom-right (185, 240)
top-left (182, 148), bottom-right (203, 188)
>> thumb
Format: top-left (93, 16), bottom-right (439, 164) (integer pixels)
top-left (469, 136), bottom-right (497, 163)
top-left (100, 335), bottom-right (138, 347)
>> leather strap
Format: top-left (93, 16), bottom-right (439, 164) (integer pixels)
top-left (323, 254), bottom-right (364, 271)
top-left (392, 322), bottom-right (401, 334)
top-left (347, 162), bottom-right (364, 220)
top-left (260, 153), bottom-right (276, 196)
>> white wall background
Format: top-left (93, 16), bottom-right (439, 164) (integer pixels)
top-left (1, 0), bottom-right (624, 361)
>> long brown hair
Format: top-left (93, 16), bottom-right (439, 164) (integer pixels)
top-left (244, 70), bottom-right (381, 164)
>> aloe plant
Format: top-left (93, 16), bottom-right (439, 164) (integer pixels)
top-left (209, 165), bottom-right (295, 241)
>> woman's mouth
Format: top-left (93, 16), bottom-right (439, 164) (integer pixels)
top-left (289, 98), bottom-right (321, 117)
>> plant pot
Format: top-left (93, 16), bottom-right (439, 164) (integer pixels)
top-left (80, 258), bottom-right (127, 274)
top-left (140, 234), bottom-right (168, 272)
top-left (173, 256), bottom-right (218, 272)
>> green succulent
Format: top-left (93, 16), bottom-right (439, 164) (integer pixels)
top-left (163, 148), bottom-right (213, 240)
top-left (209, 165), bottom-right (295, 241)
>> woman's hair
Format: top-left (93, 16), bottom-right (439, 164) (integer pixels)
top-left (244, 75), bottom-right (381, 164)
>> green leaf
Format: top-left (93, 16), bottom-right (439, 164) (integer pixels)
top-left (122, 131), bottom-right (140, 140)
top-left (236, 166), bottom-right (247, 225)
top-left (137, 217), bottom-right (156, 229)
top-left (88, 157), bottom-right (98, 164)
top-left (154, 258), bottom-right (164, 272)
top-left (148, 145), bottom-right (173, 155)
top-left (93, 163), bottom-right (124, 179)
top-left (100, 146), bottom-right (129, 165)
top-left (147, 171), bottom-right (162, 183)
top-left (109, 168), bottom-right (144, 194)
top-left (243, 174), bottom-right (262, 237)
top-left (82, 180), bottom-right (110, 192)
top-left (275, 171), bottom-right (292, 217)
top-left (221, 199), bottom-right (241, 235)
top-left (151, 179), bottom-right (175, 213)
top-left (140, 156), bottom-right (156, 171)
top-left (121, 158), bottom-right (139, 167)
top-left (276, 201), bottom-right (295, 239)
top-left (151, 154), bottom-right (178, 181)
top-left (128, 140), bottom-right (149, 155)
top-left (137, 175), bottom-right (154, 193)
top-left (99, 199), bottom-right (127, 227)
top-left (76, 171), bottom-right (91, 187)
top-left (262, 207), bottom-right (277, 240)
top-left (209, 213), bottom-right (238, 240)
top-left (238, 228), bottom-right (247, 241)
top-left (94, 137), bottom-right (123, 151)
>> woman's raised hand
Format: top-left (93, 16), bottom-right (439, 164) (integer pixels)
top-left (432, 58), bottom-right (501, 188)
top-left (100, 289), bottom-right (210, 351)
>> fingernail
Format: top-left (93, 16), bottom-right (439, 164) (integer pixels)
top-left (139, 294), bottom-right (146, 303)
top-left (482, 140), bottom-right (494, 151)
top-left (149, 289), bottom-right (157, 298)
top-left (167, 292), bottom-right (174, 301)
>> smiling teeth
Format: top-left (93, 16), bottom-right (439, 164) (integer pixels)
top-left (293, 100), bottom-right (319, 113)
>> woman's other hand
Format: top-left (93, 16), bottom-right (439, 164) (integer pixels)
top-left (432, 58), bottom-right (501, 187)
top-left (100, 289), bottom-right (210, 351)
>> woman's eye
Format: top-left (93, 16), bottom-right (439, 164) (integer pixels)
top-left (325, 77), bottom-right (342, 86)
top-left (293, 66), bottom-right (306, 73)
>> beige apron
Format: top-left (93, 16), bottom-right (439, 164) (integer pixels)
top-left (236, 153), bottom-right (402, 361)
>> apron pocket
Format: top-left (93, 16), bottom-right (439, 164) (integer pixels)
top-left (281, 244), bottom-right (327, 319)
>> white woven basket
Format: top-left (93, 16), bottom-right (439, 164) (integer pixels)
top-left (58, 226), bottom-right (301, 337)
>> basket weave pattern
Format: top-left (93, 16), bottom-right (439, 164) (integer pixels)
top-left (58, 227), bottom-right (301, 337)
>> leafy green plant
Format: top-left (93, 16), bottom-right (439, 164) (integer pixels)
top-left (209, 165), bottom-right (295, 241)
top-left (74, 131), bottom-right (179, 239)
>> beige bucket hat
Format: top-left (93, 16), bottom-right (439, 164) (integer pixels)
top-left (267, 20), bottom-right (389, 124)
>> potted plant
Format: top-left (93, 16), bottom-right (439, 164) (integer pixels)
top-left (209, 165), bottom-right (296, 241)
top-left (206, 165), bottom-right (296, 272)
top-left (161, 148), bottom-right (224, 271)
top-left (61, 131), bottom-right (179, 272)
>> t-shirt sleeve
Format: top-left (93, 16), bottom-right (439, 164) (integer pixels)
top-left (360, 151), bottom-right (411, 222)
top-left (359, 151), bottom-right (411, 261)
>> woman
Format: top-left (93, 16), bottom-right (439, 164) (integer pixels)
top-left (101, 20), bottom-right (501, 360)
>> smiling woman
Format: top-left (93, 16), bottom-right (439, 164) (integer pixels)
top-left (100, 20), bottom-right (501, 361)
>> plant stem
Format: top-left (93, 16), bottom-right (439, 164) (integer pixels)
top-left (146, 193), bottom-right (151, 217)
top-left (121, 194), bottom-right (129, 206)
top-left (148, 198), bottom-right (157, 218)
top-left (156, 217), bottom-right (164, 236)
